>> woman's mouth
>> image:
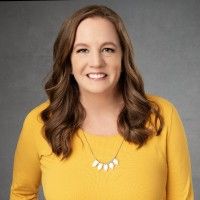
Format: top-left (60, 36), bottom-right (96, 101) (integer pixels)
top-left (86, 73), bottom-right (107, 80)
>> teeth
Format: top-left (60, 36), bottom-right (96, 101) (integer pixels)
top-left (87, 73), bottom-right (107, 79)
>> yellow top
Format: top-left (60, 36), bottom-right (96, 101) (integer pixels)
top-left (10, 95), bottom-right (194, 200)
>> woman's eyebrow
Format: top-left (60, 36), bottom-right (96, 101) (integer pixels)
top-left (73, 41), bottom-right (118, 49)
top-left (101, 42), bottom-right (117, 48)
top-left (73, 43), bottom-right (89, 49)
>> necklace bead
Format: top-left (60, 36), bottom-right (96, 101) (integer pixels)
top-left (82, 130), bottom-right (124, 172)
top-left (91, 158), bottom-right (119, 171)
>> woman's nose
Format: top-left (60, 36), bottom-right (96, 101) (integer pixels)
top-left (89, 51), bottom-right (105, 68)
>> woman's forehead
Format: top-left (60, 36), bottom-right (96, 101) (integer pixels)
top-left (73, 17), bottom-right (120, 45)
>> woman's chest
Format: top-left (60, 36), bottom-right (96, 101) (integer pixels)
top-left (40, 136), bottom-right (167, 200)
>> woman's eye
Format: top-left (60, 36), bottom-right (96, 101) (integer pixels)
top-left (76, 49), bottom-right (88, 53)
top-left (102, 48), bottom-right (115, 53)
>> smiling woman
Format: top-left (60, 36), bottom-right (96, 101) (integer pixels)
top-left (71, 17), bottom-right (122, 95)
top-left (10, 4), bottom-right (194, 200)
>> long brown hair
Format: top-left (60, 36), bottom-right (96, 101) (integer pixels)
top-left (41, 5), bottom-right (164, 159)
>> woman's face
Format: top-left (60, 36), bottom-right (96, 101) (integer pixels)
top-left (71, 17), bottom-right (122, 96)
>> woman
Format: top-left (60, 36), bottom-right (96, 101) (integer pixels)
top-left (10, 5), bottom-right (194, 200)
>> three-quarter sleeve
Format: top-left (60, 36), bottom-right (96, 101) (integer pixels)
top-left (166, 104), bottom-right (194, 199)
top-left (10, 113), bottom-right (41, 200)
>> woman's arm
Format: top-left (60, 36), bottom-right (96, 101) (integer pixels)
top-left (166, 104), bottom-right (194, 199)
top-left (10, 113), bottom-right (41, 200)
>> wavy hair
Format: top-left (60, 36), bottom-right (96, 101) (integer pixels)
top-left (41, 5), bottom-right (164, 159)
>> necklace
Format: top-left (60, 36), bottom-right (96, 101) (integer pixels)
top-left (82, 130), bottom-right (125, 172)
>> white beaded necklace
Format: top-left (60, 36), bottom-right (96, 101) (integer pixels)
top-left (82, 130), bottom-right (125, 172)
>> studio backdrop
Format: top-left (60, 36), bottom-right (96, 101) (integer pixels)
top-left (0, 0), bottom-right (199, 199)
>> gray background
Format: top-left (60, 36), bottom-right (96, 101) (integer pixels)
top-left (0, 0), bottom-right (199, 199)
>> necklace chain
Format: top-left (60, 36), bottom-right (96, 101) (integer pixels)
top-left (81, 130), bottom-right (125, 171)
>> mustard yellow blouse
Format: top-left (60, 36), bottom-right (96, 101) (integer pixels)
top-left (10, 95), bottom-right (194, 200)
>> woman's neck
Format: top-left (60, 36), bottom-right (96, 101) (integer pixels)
top-left (80, 90), bottom-right (124, 135)
top-left (80, 91), bottom-right (124, 115)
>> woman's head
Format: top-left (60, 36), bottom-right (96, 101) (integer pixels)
top-left (52, 5), bottom-right (143, 97)
top-left (42, 5), bottom-right (163, 158)
top-left (71, 16), bottom-right (122, 96)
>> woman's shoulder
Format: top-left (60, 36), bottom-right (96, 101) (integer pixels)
top-left (146, 93), bottom-right (177, 122)
top-left (19, 100), bottom-right (53, 156)
top-left (146, 93), bottom-right (176, 111)
top-left (23, 100), bottom-right (50, 125)
top-left (145, 94), bottom-right (181, 136)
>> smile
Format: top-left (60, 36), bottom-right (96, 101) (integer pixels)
top-left (87, 73), bottom-right (107, 79)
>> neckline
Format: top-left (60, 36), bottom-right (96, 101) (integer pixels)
top-left (78, 128), bottom-right (121, 138)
